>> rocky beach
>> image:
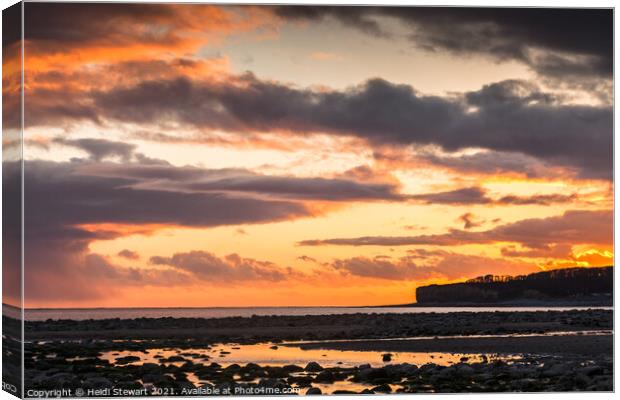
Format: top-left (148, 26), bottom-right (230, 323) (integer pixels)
top-left (10, 308), bottom-right (613, 395)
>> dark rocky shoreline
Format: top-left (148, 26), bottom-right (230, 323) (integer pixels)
top-left (23, 352), bottom-right (613, 395)
top-left (24, 309), bottom-right (612, 341)
top-left (8, 309), bottom-right (615, 394)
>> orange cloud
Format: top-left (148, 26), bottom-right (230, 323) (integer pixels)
top-left (23, 4), bottom-right (274, 73)
top-left (572, 248), bottom-right (614, 266)
top-left (300, 209), bottom-right (613, 249)
top-left (76, 223), bottom-right (179, 238)
top-left (539, 249), bottom-right (615, 270)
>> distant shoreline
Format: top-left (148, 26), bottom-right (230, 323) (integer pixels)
top-left (377, 299), bottom-right (613, 308)
top-left (19, 308), bottom-right (614, 345)
top-left (4, 300), bottom-right (613, 312)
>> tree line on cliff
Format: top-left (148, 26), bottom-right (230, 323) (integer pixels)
top-left (415, 266), bottom-right (612, 304)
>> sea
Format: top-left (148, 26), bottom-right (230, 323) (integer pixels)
top-left (2, 304), bottom-right (612, 321)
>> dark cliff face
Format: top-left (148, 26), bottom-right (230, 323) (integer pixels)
top-left (416, 266), bottom-right (613, 304)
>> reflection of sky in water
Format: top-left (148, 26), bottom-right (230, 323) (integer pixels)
top-left (100, 342), bottom-right (517, 369)
top-left (98, 330), bottom-right (610, 370)
top-left (99, 342), bottom-right (523, 393)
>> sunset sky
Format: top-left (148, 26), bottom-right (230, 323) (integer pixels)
top-left (3, 3), bottom-right (613, 308)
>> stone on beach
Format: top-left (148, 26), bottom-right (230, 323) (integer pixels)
top-left (305, 362), bottom-right (324, 372)
top-left (114, 355), bottom-right (141, 365)
top-left (288, 375), bottom-right (313, 387)
top-left (282, 364), bottom-right (304, 373)
top-left (371, 384), bottom-right (392, 393)
top-left (314, 370), bottom-right (335, 383)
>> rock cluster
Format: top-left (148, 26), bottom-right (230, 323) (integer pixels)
top-left (24, 343), bottom-right (613, 395)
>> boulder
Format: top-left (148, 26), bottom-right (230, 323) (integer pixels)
top-left (115, 355), bottom-right (141, 365)
top-left (305, 387), bottom-right (322, 395)
top-left (371, 384), bottom-right (392, 393)
top-left (305, 362), bottom-right (324, 372)
top-left (314, 371), bottom-right (335, 383)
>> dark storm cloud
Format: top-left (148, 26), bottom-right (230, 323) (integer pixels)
top-left (91, 75), bottom-right (461, 139)
top-left (409, 186), bottom-right (577, 206)
top-left (274, 6), bottom-right (613, 78)
top-left (74, 160), bottom-right (404, 202)
top-left (416, 150), bottom-right (555, 179)
top-left (2, 2), bottom-right (21, 48)
top-left (22, 3), bottom-right (177, 46)
top-left (410, 187), bottom-right (491, 205)
top-left (182, 175), bottom-right (401, 201)
top-left (23, 160), bottom-right (310, 234)
top-left (85, 77), bottom-right (611, 180)
top-left (23, 74), bottom-right (611, 180)
top-left (497, 193), bottom-right (577, 206)
top-left (22, 4), bottom-right (612, 80)
top-left (22, 87), bottom-right (102, 128)
top-left (274, 5), bottom-right (386, 36)
top-left (72, 157), bottom-right (575, 205)
top-left (298, 209), bottom-right (612, 248)
top-left (54, 138), bottom-right (137, 162)
top-left (299, 232), bottom-right (488, 247)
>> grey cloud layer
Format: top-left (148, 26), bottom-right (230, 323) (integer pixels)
top-left (54, 138), bottom-right (137, 162)
top-left (331, 253), bottom-right (537, 281)
top-left (23, 3), bottom-right (176, 45)
top-left (73, 161), bottom-right (404, 202)
top-left (15, 159), bottom-right (309, 300)
top-left (414, 150), bottom-right (554, 179)
top-left (19, 4), bottom-right (613, 81)
top-left (331, 256), bottom-right (439, 280)
top-left (299, 209), bottom-right (612, 249)
top-left (14, 153), bottom-right (411, 300)
top-left (84, 77), bottom-right (612, 180)
top-left (150, 251), bottom-right (299, 283)
top-left (275, 6), bottom-right (612, 79)
top-left (21, 70), bottom-right (612, 180)
top-left (410, 186), bottom-right (577, 206)
top-left (63, 156), bottom-right (579, 206)
top-left (23, 161), bottom-right (311, 233)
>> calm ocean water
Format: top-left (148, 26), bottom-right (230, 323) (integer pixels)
top-left (8, 305), bottom-right (612, 321)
